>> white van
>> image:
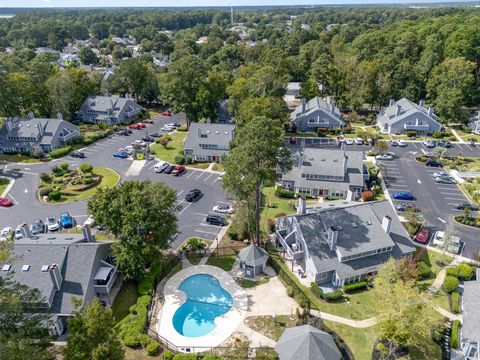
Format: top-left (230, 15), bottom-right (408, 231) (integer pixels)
top-left (154, 161), bottom-right (169, 173)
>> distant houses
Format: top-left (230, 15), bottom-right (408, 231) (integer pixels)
top-left (290, 97), bottom-right (344, 133)
top-left (183, 123), bottom-right (236, 163)
top-left (77, 95), bottom-right (142, 126)
top-left (0, 114), bottom-right (80, 154)
top-left (376, 98), bottom-right (442, 135)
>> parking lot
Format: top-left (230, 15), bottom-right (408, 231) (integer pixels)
top-left (0, 112), bottom-right (230, 250)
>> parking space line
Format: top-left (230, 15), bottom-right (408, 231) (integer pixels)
top-left (195, 229), bottom-right (219, 236)
top-left (391, 179), bottom-right (406, 183)
top-left (213, 177), bottom-right (220, 183)
top-left (186, 170), bottom-right (197, 179)
top-left (203, 173), bottom-right (214, 182)
top-left (465, 143), bottom-right (473, 151)
top-left (178, 201), bottom-right (193, 215)
top-left (176, 189), bottom-right (185, 197)
top-left (441, 192), bottom-right (463, 196)
top-left (192, 213), bottom-right (210, 216)
top-left (444, 197), bottom-right (466, 201)
top-left (195, 172), bottom-right (205, 180)
top-left (7, 193), bottom-right (18, 205)
top-left (412, 142), bottom-right (418, 149)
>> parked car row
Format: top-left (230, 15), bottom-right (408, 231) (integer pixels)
top-left (154, 161), bottom-right (186, 176)
top-left (389, 140), bottom-right (407, 147)
top-left (422, 140), bottom-right (452, 148)
top-left (13, 213), bottom-right (75, 239)
top-left (413, 227), bottom-right (462, 253)
top-left (161, 123), bottom-right (181, 132)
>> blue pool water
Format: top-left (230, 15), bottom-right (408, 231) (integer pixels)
top-left (173, 273), bottom-right (233, 337)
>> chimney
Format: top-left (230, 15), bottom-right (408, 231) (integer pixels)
top-left (419, 99), bottom-right (425, 108)
top-left (395, 105), bottom-right (401, 117)
top-left (389, 99), bottom-right (395, 107)
top-left (6, 120), bottom-right (13, 132)
top-left (82, 225), bottom-right (94, 242)
top-left (382, 215), bottom-right (392, 235)
top-left (297, 197), bottom-right (307, 214)
top-left (346, 189), bottom-right (355, 201)
top-left (301, 98), bottom-right (306, 114)
top-left (20, 223), bottom-right (31, 238)
top-left (328, 226), bottom-right (338, 251)
top-left (27, 111), bottom-right (34, 120)
top-left (49, 264), bottom-right (63, 290)
top-left (428, 107), bottom-right (434, 117)
top-left (330, 103), bottom-right (335, 114)
top-left (56, 112), bottom-right (63, 120)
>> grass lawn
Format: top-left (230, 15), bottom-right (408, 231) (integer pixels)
top-left (0, 153), bottom-right (50, 163)
top-left (125, 347), bottom-right (162, 359)
top-left (111, 281), bottom-right (139, 324)
top-left (206, 255), bottom-right (237, 271)
top-left (150, 132), bottom-right (187, 163)
top-left (454, 129), bottom-right (480, 142)
top-left (237, 277), bottom-right (270, 288)
top-left (189, 162), bottom-right (210, 169)
top-left (212, 163), bottom-right (224, 172)
top-left (0, 177), bottom-right (10, 195)
top-left (244, 315), bottom-right (297, 341)
top-left (45, 167), bottom-right (120, 203)
top-left (324, 320), bottom-right (377, 360)
top-left (414, 247), bottom-right (453, 275)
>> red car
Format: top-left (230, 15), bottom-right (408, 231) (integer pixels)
top-left (143, 119), bottom-right (154, 124)
top-left (136, 122), bottom-right (146, 128)
top-left (161, 111), bottom-right (172, 116)
top-left (414, 228), bottom-right (430, 244)
top-left (0, 197), bottom-right (12, 207)
top-left (172, 165), bottom-right (186, 176)
top-left (128, 123), bottom-right (140, 129)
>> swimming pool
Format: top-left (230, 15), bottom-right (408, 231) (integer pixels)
top-left (173, 273), bottom-right (233, 337)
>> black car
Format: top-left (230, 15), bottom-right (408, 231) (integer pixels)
top-left (185, 189), bottom-right (202, 202)
top-left (396, 203), bottom-right (420, 212)
top-left (456, 203), bottom-right (479, 211)
top-left (70, 151), bottom-right (85, 158)
top-left (150, 132), bottom-right (161, 138)
top-left (437, 140), bottom-right (452, 148)
top-left (425, 159), bottom-right (441, 167)
top-left (206, 214), bottom-right (227, 226)
top-left (30, 219), bottom-right (45, 235)
top-left (142, 136), bottom-right (154, 142)
top-left (164, 165), bottom-right (176, 174)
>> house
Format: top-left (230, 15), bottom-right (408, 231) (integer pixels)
top-left (275, 200), bottom-right (415, 288)
top-left (77, 95), bottom-right (142, 125)
top-left (376, 98), bottom-right (442, 135)
top-left (460, 271), bottom-right (480, 360)
top-left (183, 123), bottom-right (235, 163)
top-left (290, 97), bottom-right (344, 133)
top-left (276, 325), bottom-right (341, 360)
top-left (2, 225), bottom-right (121, 335)
top-left (469, 110), bottom-right (480, 135)
top-left (0, 115), bottom-right (79, 154)
top-left (237, 244), bottom-right (269, 278)
top-left (279, 148), bottom-right (368, 198)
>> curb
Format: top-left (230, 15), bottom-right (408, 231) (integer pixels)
top-left (0, 176), bottom-right (15, 198)
top-left (452, 216), bottom-right (480, 231)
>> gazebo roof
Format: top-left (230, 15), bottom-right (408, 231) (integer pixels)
top-left (237, 244), bottom-right (269, 267)
top-left (275, 325), bottom-right (342, 360)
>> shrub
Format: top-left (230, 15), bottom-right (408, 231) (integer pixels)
top-left (406, 130), bottom-right (417, 138)
top-left (451, 320), bottom-right (460, 349)
top-left (417, 261), bottom-right (433, 279)
top-left (177, 124), bottom-right (188, 132)
top-left (227, 228), bottom-right (238, 240)
top-left (98, 122), bottom-right (108, 130)
top-left (452, 291), bottom-right (460, 314)
top-left (433, 131), bottom-right (445, 139)
top-left (83, 178), bottom-right (94, 185)
top-left (59, 162), bottom-right (70, 171)
top-left (146, 340), bottom-right (160, 356)
top-left (116, 295), bottom-right (151, 348)
top-left (446, 267), bottom-right (459, 277)
top-left (322, 289), bottom-right (343, 302)
top-left (50, 146), bottom-right (72, 159)
top-left (464, 126), bottom-right (473, 133)
top-left (431, 321), bottom-right (447, 342)
top-left (138, 274), bottom-right (155, 296)
top-left (40, 173), bottom-right (51, 182)
top-left (275, 187), bottom-right (295, 198)
top-left (457, 263), bottom-right (474, 280)
top-left (174, 154), bottom-right (185, 165)
top-left (311, 282), bottom-right (322, 298)
top-left (203, 356), bottom-right (223, 360)
top-left (39, 187), bottom-right (53, 197)
top-left (185, 156), bottom-right (193, 165)
top-left (343, 281), bottom-right (368, 293)
top-left (48, 190), bottom-right (61, 201)
top-left (443, 275), bottom-right (459, 293)
top-left (286, 286), bottom-right (294, 297)
top-left (173, 354), bottom-right (198, 360)
top-left (159, 138), bottom-right (168, 147)
top-left (186, 237), bottom-right (204, 251)
top-left (163, 352), bottom-right (174, 360)
top-left (295, 294), bottom-right (308, 309)
top-left (267, 219), bottom-right (275, 233)
top-left (79, 163), bottom-right (93, 173)
top-left (362, 191), bottom-right (374, 202)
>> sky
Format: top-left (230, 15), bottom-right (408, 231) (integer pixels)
top-left (1, 0), bottom-right (478, 9)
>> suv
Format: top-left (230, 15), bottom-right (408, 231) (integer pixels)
top-left (456, 203), bottom-right (479, 211)
top-left (185, 189), bottom-right (202, 202)
top-left (432, 231), bottom-right (461, 254)
top-left (30, 219), bottom-right (45, 235)
top-left (426, 159), bottom-right (441, 167)
top-left (206, 214), bottom-right (227, 226)
top-left (60, 213), bottom-right (73, 228)
top-left (154, 161), bottom-right (169, 173)
top-left (70, 151), bottom-right (85, 158)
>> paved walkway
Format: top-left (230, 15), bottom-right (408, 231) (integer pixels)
top-left (310, 309), bottom-right (377, 328)
top-left (429, 267), bottom-right (447, 293)
top-left (125, 159), bottom-right (146, 176)
top-left (449, 128), bottom-right (465, 143)
top-left (435, 306), bottom-right (462, 322)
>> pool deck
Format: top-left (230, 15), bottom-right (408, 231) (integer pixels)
top-left (157, 265), bottom-right (248, 352)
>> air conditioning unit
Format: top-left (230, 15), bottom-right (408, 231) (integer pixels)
top-left (292, 243), bottom-right (298, 251)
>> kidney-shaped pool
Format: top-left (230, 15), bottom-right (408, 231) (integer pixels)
top-left (172, 273), bottom-right (233, 337)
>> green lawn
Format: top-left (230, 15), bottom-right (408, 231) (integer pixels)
top-left (0, 178), bottom-right (10, 195)
top-left (45, 167), bottom-right (120, 203)
top-left (324, 321), bottom-right (377, 360)
top-left (414, 247), bottom-right (453, 275)
top-left (111, 281), bottom-right (139, 323)
top-left (150, 132), bottom-right (187, 163)
top-left (244, 315), bottom-right (297, 341)
top-left (237, 277), bottom-right (270, 288)
top-left (212, 163), bottom-right (224, 172)
top-left (0, 153), bottom-right (50, 163)
top-left (206, 255), bottom-right (237, 271)
top-left (189, 162), bottom-right (210, 169)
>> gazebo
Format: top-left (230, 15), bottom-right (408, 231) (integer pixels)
top-left (275, 325), bottom-right (342, 360)
top-left (237, 244), bottom-right (269, 278)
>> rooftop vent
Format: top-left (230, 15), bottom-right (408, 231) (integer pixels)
top-left (41, 265), bottom-right (49, 272)
top-left (336, 225), bottom-right (343, 231)
top-left (225, 131), bottom-right (228, 135)
top-left (367, 220), bottom-right (372, 225)
top-left (2, 264), bottom-right (11, 272)
top-left (351, 223), bottom-right (357, 228)
top-left (215, 131), bottom-right (220, 134)
top-left (21, 265), bottom-right (30, 272)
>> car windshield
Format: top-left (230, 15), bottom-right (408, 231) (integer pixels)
top-left (48, 217), bottom-right (55, 223)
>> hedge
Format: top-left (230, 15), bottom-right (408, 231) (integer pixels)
top-left (443, 276), bottom-right (459, 294)
top-left (39, 187), bottom-right (53, 197)
top-left (322, 289), bottom-right (343, 302)
top-left (48, 190), bottom-right (61, 201)
top-left (311, 282), bottom-right (322, 298)
top-left (446, 267), bottom-right (459, 277)
top-left (457, 263), bottom-right (474, 280)
top-left (146, 340), bottom-right (160, 356)
top-left (50, 146), bottom-right (72, 159)
top-left (116, 295), bottom-right (151, 347)
top-left (343, 281), bottom-right (368, 293)
top-left (417, 261), bottom-right (433, 279)
top-left (452, 291), bottom-right (460, 314)
top-left (275, 187), bottom-right (295, 199)
top-left (451, 320), bottom-right (460, 349)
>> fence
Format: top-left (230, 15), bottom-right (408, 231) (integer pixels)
top-left (181, 243), bottom-right (245, 260)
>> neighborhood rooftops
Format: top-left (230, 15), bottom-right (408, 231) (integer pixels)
top-left (183, 122), bottom-right (235, 157)
top-left (376, 97), bottom-right (440, 128)
top-left (78, 95), bottom-right (142, 124)
top-left (290, 96), bottom-right (342, 121)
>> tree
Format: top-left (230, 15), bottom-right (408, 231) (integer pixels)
top-left (300, 77), bottom-right (321, 100)
top-left (431, 146), bottom-right (448, 159)
top-left (374, 258), bottom-right (440, 358)
top-left (78, 47), bottom-right (99, 65)
top-left (87, 180), bottom-right (177, 280)
top-left (235, 96), bottom-right (289, 127)
top-left (79, 163), bottom-right (93, 174)
top-left (374, 140), bottom-right (388, 154)
top-left (440, 219), bottom-right (455, 263)
top-left (64, 298), bottom-right (124, 360)
top-left (222, 116), bottom-right (290, 243)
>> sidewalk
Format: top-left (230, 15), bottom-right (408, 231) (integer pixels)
top-left (449, 128), bottom-right (465, 143)
top-left (310, 309), bottom-right (377, 328)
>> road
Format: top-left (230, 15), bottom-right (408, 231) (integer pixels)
top-left (0, 113), bottom-right (228, 249)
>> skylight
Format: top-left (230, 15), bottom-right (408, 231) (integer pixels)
top-left (21, 265), bottom-right (30, 272)
top-left (41, 265), bottom-right (49, 272)
top-left (2, 264), bottom-right (11, 272)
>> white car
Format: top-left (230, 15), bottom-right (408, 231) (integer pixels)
top-left (389, 140), bottom-right (398, 146)
top-left (432, 171), bottom-right (448, 178)
top-left (14, 227), bottom-right (24, 240)
top-left (397, 140), bottom-right (407, 147)
top-left (46, 216), bottom-right (59, 232)
top-left (345, 139), bottom-right (354, 145)
top-left (83, 216), bottom-right (95, 227)
top-left (154, 161), bottom-right (169, 173)
top-left (132, 140), bottom-right (146, 147)
top-left (376, 154), bottom-right (394, 161)
top-left (0, 227), bottom-right (12, 241)
top-left (161, 125), bottom-right (175, 132)
top-left (432, 231), bottom-right (461, 253)
top-left (354, 137), bottom-right (363, 145)
top-left (213, 204), bottom-right (234, 214)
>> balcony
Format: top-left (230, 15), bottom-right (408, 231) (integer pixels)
top-left (404, 123), bottom-right (429, 130)
top-left (93, 267), bottom-right (119, 295)
top-left (275, 229), bottom-right (304, 261)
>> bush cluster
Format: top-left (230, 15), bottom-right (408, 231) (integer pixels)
top-left (451, 320), bottom-right (460, 349)
top-left (48, 190), bottom-right (61, 201)
top-left (452, 291), bottom-right (460, 314)
top-left (446, 263), bottom-right (475, 280)
top-left (443, 275), bottom-right (459, 293)
top-left (275, 187), bottom-right (295, 199)
top-left (343, 281), bottom-right (368, 293)
top-left (322, 289), bottom-right (344, 302)
top-left (50, 146), bottom-right (72, 159)
top-left (116, 294), bottom-right (151, 347)
top-left (417, 261), bottom-right (433, 279)
top-left (175, 154), bottom-right (185, 165)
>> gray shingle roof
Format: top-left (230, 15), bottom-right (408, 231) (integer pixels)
top-left (183, 123), bottom-right (235, 156)
top-left (290, 96), bottom-right (342, 120)
top-left (237, 244), bottom-right (269, 267)
top-left (462, 279), bottom-right (480, 344)
top-left (377, 98), bottom-right (440, 126)
top-left (276, 325), bottom-right (341, 360)
top-left (78, 95), bottom-right (142, 121)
